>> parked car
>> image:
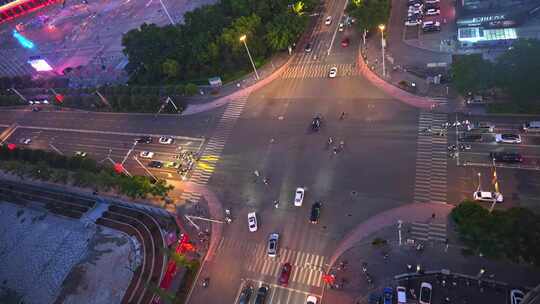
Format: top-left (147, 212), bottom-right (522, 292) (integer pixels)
top-left (328, 67), bottom-right (338, 78)
top-left (425, 2), bottom-right (440, 9)
top-left (397, 286), bottom-right (407, 304)
top-left (490, 152), bottom-right (523, 163)
top-left (495, 133), bottom-right (522, 144)
top-left (419, 282), bottom-right (432, 304)
top-left (325, 16), bottom-right (332, 25)
top-left (295, 187), bottom-right (305, 206)
top-left (306, 295), bottom-right (318, 304)
top-left (163, 161), bottom-right (181, 169)
top-left (278, 262), bottom-right (292, 286)
top-left (422, 21), bottom-right (440, 32)
top-left (19, 138), bottom-right (31, 145)
top-left (368, 293), bottom-right (382, 304)
top-left (469, 122), bottom-right (495, 132)
top-left (383, 287), bottom-right (393, 304)
top-left (139, 151), bottom-right (154, 158)
top-left (248, 212), bottom-right (258, 232)
top-left (473, 191), bottom-right (504, 203)
top-left (405, 19), bottom-right (422, 26)
top-left (425, 0), bottom-right (440, 3)
top-left (74, 151), bottom-right (87, 157)
top-left (255, 285), bottom-right (269, 304)
top-left (136, 136), bottom-right (153, 144)
top-left (159, 136), bottom-right (174, 144)
top-left (267, 233), bottom-right (279, 257)
top-left (425, 8), bottom-right (440, 16)
top-left (148, 161), bottom-right (163, 168)
top-left (238, 284), bottom-right (253, 304)
top-left (510, 289), bottom-right (525, 304)
top-left (310, 202), bottom-right (322, 223)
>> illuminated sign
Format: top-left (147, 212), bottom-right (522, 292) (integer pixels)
top-left (13, 30), bottom-right (35, 49)
top-left (28, 57), bottom-right (53, 72)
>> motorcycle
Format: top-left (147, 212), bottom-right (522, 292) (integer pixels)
top-left (202, 277), bottom-right (210, 288)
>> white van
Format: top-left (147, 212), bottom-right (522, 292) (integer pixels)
top-left (396, 286), bottom-right (407, 304)
top-left (523, 121), bottom-right (540, 133)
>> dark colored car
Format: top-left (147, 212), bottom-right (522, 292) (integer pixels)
top-left (254, 285), bottom-right (269, 304)
top-left (383, 287), bottom-right (393, 304)
top-left (148, 161), bottom-right (163, 168)
top-left (311, 116), bottom-right (321, 131)
top-left (278, 262), bottom-right (292, 286)
top-left (305, 43), bottom-right (312, 53)
top-left (490, 152), bottom-right (523, 163)
top-left (238, 284), bottom-right (253, 304)
top-left (459, 134), bottom-right (482, 142)
top-left (368, 292), bottom-right (382, 304)
top-left (136, 136), bottom-right (152, 144)
top-left (310, 202), bottom-right (321, 223)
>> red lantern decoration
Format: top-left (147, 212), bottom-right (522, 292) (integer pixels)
top-left (114, 163), bottom-right (124, 174)
top-left (7, 143), bottom-right (16, 151)
top-left (55, 94), bottom-right (64, 103)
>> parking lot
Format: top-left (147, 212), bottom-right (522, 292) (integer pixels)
top-left (392, 272), bottom-right (529, 304)
top-left (7, 126), bottom-right (204, 182)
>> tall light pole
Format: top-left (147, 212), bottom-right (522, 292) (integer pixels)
top-left (239, 35), bottom-right (259, 80)
top-left (378, 24), bottom-right (386, 78)
top-left (158, 0), bottom-right (175, 25)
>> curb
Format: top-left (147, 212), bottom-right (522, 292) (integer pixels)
top-left (181, 55), bottom-right (294, 116)
top-left (356, 48), bottom-right (438, 110)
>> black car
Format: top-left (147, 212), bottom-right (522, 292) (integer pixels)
top-left (425, 2), bottom-right (440, 9)
top-left (148, 161), bottom-right (163, 168)
top-left (238, 285), bottom-right (253, 304)
top-left (136, 136), bottom-right (152, 144)
top-left (254, 285), bottom-right (269, 304)
top-left (459, 134), bottom-right (482, 142)
top-left (310, 202), bottom-right (322, 223)
top-left (490, 152), bottom-right (523, 163)
top-left (311, 116), bottom-right (321, 131)
top-left (304, 42), bottom-right (312, 53)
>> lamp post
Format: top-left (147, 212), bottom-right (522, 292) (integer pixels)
top-left (239, 35), bottom-right (259, 80)
top-left (378, 24), bottom-right (386, 78)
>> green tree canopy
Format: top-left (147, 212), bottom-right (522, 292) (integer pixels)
top-left (347, 0), bottom-right (391, 32)
top-left (450, 54), bottom-right (495, 94)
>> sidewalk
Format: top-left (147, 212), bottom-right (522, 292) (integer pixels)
top-left (323, 202), bottom-right (540, 303)
top-left (181, 52), bottom-right (293, 115)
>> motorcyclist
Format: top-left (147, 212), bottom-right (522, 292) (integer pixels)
top-left (202, 277), bottom-right (210, 287)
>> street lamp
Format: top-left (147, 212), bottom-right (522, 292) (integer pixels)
top-left (378, 24), bottom-right (386, 78)
top-left (239, 35), bottom-right (260, 80)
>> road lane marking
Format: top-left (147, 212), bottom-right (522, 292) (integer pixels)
top-left (249, 279), bottom-right (322, 298)
top-left (17, 125), bottom-right (202, 141)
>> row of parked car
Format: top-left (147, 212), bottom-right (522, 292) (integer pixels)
top-left (370, 283), bottom-right (432, 304)
top-left (405, 0), bottom-right (442, 33)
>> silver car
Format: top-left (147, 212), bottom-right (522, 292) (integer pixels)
top-left (267, 233), bottom-right (279, 257)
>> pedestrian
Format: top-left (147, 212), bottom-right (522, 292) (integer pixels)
top-left (339, 112), bottom-right (346, 120)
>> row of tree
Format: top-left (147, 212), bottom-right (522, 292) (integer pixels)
top-left (0, 146), bottom-right (173, 199)
top-left (346, 0), bottom-right (391, 33)
top-left (122, 0), bottom-right (316, 85)
top-left (451, 201), bottom-right (540, 266)
top-left (451, 39), bottom-right (540, 106)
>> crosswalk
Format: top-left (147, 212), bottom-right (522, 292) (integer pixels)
top-left (410, 221), bottom-right (447, 242)
top-left (216, 237), bottom-right (326, 288)
top-left (431, 97), bottom-right (448, 104)
top-left (413, 111), bottom-right (448, 204)
top-left (281, 63), bottom-right (358, 79)
top-left (181, 95), bottom-right (249, 203)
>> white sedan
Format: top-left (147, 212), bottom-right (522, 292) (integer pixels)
top-left (425, 8), bottom-right (440, 15)
top-left (306, 295), bottom-right (318, 304)
top-left (329, 67), bottom-right (337, 78)
top-left (248, 212), bottom-right (258, 232)
top-left (325, 16), bottom-right (332, 25)
top-left (139, 151), bottom-right (155, 159)
top-left (19, 138), bottom-right (32, 145)
top-left (294, 187), bottom-right (305, 206)
top-left (159, 136), bottom-right (174, 144)
top-left (495, 133), bottom-right (521, 144)
top-left (473, 191), bottom-right (504, 203)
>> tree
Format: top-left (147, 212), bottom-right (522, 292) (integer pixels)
top-left (265, 13), bottom-right (306, 51)
top-left (450, 54), bottom-right (495, 94)
top-left (495, 39), bottom-right (540, 104)
top-left (184, 83), bottom-right (199, 96)
top-left (347, 0), bottom-right (390, 32)
top-left (221, 14), bottom-right (262, 54)
top-left (292, 1), bottom-right (305, 15)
